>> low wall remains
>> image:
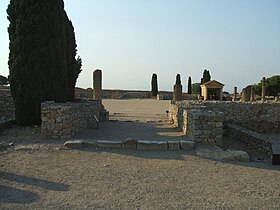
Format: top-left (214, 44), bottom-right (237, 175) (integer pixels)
top-left (0, 88), bottom-right (15, 121)
top-left (169, 100), bottom-right (280, 146)
top-left (41, 100), bottom-right (108, 139)
top-left (170, 100), bottom-right (280, 133)
top-left (227, 124), bottom-right (272, 155)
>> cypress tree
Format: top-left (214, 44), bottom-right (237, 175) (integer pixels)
top-left (176, 74), bottom-right (181, 85)
top-left (7, 0), bottom-right (80, 125)
top-left (65, 16), bottom-right (82, 101)
top-left (201, 69), bottom-right (211, 84)
top-left (151, 73), bottom-right (158, 97)
top-left (188, 76), bottom-right (192, 94)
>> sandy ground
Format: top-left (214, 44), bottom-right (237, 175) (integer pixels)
top-left (1, 99), bottom-right (280, 209)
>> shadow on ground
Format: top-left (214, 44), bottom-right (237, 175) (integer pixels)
top-left (73, 120), bottom-right (188, 142)
top-left (0, 185), bottom-right (40, 204)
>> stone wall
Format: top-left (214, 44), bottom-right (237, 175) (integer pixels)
top-left (41, 100), bottom-right (108, 139)
top-left (0, 88), bottom-right (15, 121)
top-left (227, 124), bottom-right (272, 155)
top-left (75, 87), bottom-right (198, 100)
top-left (187, 110), bottom-right (224, 145)
top-left (172, 100), bottom-right (280, 133)
top-left (202, 101), bottom-right (280, 133)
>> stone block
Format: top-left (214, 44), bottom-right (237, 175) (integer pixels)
top-left (168, 141), bottom-right (180, 150)
top-left (64, 140), bottom-right (84, 149)
top-left (83, 141), bottom-right (98, 148)
top-left (227, 150), bottom-right (250, 161)
top-left (122, 138), bottom-right (137, 149)
top-left (180, 140), bottom-right (195, 150)
top-left (97, 140), bottom-right (122, 148)
top-left (137, 140), bottom-right (168, 150)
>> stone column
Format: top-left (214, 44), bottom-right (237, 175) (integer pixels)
top-left (173, 84), bottom-right (182, 101)
top-left (93, 69), bottom-right (102, 102)
top-left (250, 86), bottom-right (255, 102)
top-left (262, 77), bottom-right (266, 101)
top-left (241, 85), bottom-right (252, 102)
top-left (233, 87), bottom-right (237, 101)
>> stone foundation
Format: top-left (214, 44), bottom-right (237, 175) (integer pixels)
top-left (227, 124), bottom-right (272, 155)
top-left (0, 88), bottom-right (14, 121)
top-left (169, 100), bottom-right (280, 146)
top-left (41, 100), bottom-right (108, 139)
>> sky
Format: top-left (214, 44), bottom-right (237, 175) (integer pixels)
top-left (0, 0), bottom-right (280, 92)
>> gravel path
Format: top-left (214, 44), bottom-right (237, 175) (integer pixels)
top-left (1, 99), bottom-right (280, 209)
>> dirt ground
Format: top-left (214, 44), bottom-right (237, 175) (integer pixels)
top-left (1, 99), bottom-right (280, 209)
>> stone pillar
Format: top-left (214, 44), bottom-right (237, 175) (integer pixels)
top-left (233, 87), bottom-right (237, 101)
top-left (262, 77), bottom-right (266, 101)
top-left (241, 85), bottom-right (252, 102)
top-left (250, 86), bottom-right (255, 102)
top-left (173, 84), bottom-right (182, 101)
top-left (275, 95), bottom-right (279, 102)
top-left (93, 69), bottom-right (102, 102)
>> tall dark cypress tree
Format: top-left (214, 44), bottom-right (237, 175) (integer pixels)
top-left (7, 0), bottom-right (80, 125)
top-left (65, 15), bottom-right (82, 101)
top-left (176, 74), bottom-right (181, 85)
top-left (188, 76), bottom-right (192, 94)
top-left (201, 69), bottom-right (211, 84)
top-left (151, 73), bottom-right (158, 97)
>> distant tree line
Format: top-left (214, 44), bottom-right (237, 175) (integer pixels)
top-left (253, 75), bottom-right (280, 96)
top-left (150, 69), bottom-right (212, 95)
top-left (7, 0), bottom-right (82, 125)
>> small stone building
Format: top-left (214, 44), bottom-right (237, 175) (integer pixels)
top-left (200, 80), bottom-right (224, 101)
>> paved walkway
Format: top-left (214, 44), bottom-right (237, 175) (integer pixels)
top-left (73, 99), bottom-right (188, 142)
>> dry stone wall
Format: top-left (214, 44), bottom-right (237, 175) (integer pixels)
top-left (0, 88), bottom-right (15, 121)
top-left (41, 100), bottom-right (108, 139)
top-left (169, 100), bottom-right (280, 145)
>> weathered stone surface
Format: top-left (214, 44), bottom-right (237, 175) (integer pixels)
top-left (41, 100), bottom-right (108, 139)
top-left (83, 141), bottom-right (98, 148)
top-left (168, 141), bottom-right (180, 150)
top-left (227, 149), bottom-right (250, 161)
top-left (137, 140), bottom-right (168, 150)
top-left (122, 138), bottom-right (137, 149)
top-left (180, 140), bottom-right (195, 150)
top-left (97, 140), bottom-right (122, 148)
top-left (196, 145), bottom-right (236, 161)
top-left (64, 140), bottom-right (84, 149)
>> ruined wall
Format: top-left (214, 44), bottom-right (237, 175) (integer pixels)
top-left (0, 88), bottom-right (15, 121)
top-left (227, 124), bottom-right (272, 155)
top-left (171, 101), bottom-right (280, 133)
top-left (204, 101), bottom-right (280, 133)
top-left (187, 110), bottom-right (224, 145)
top-left (41, 100), bottom-right (108, 139)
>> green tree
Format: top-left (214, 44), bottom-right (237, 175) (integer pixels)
top-left (151, 73), bottom-right (158, 97)
top-left (267, 75), bottom-right (280, 96)
top-left (176, 74), bottom-right (181, 85)
top-left (201, 69), bottom-right (211, 84)
top-left (65, 17), bottom-right (82, 101)
top-left (0, 75), bottom-right (9, 85)
top-left (192, 83), bottom-right (201, 94)
top-left (7, 0), bottom-right (81, 125)
top-left (187, 76), bottom-right (192, 94)
top-left (253, 75), bottom-right (280, 96)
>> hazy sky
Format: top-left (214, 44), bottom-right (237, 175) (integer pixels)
top-left (1, 0), bottom-right (280, 92)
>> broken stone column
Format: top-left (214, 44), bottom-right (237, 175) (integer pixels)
top-left (173, 74), bottom-right (182, 101)
top-left (173, 84), bottom-right (182, 101)
top-left (233, 87), bottom-right (237, 101)
top-left (93, 69), bottom-right (102, 102)
top-left (262, 77), bottom-right (266, 101)
top-left (241, 85), bottom-right (252, 102)
top-left (250, 86), bottom-right (255, 102)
